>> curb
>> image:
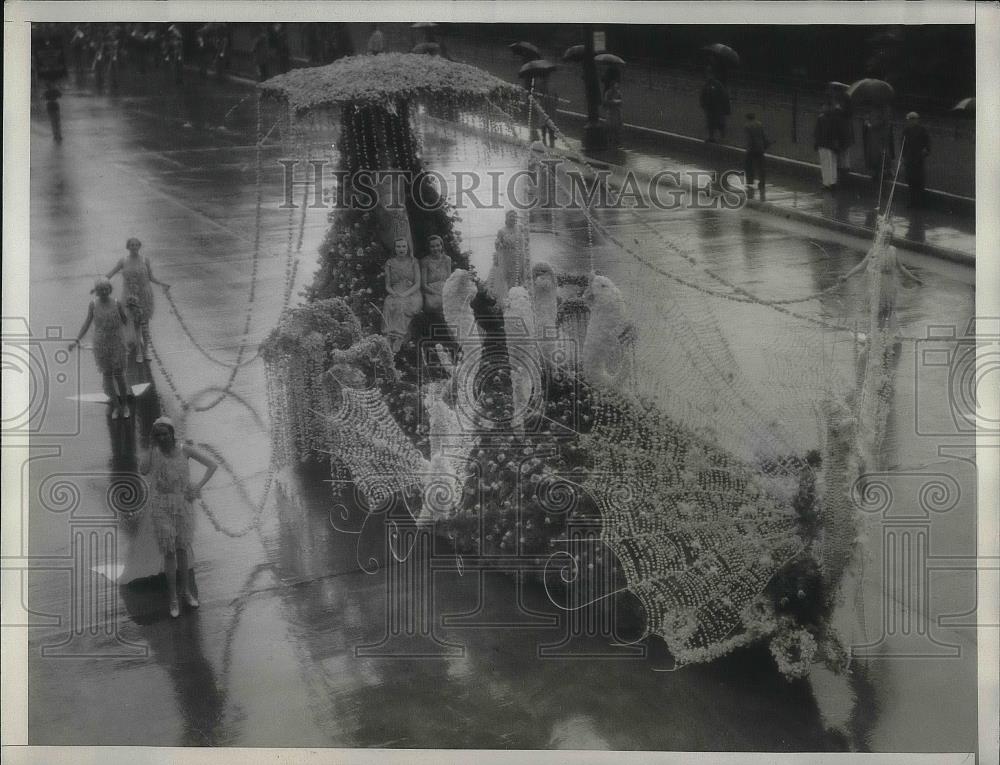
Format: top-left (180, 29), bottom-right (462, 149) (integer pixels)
top-left (564, 145), bottom-right (975, 266)
top-left (746, 199), bottom-right (975, 267)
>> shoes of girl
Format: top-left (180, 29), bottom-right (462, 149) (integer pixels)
top-left (182, 592), bottom-right (200, 609)
top-left (111, 407), bottom-right (121, 420)
top-left (122, 406), bottom-right (131, 419)
top-left (169, 599), bottom-right (180, 618)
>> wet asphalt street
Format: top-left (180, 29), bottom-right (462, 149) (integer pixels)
top-left (21, 67), bottom-right (978, 752)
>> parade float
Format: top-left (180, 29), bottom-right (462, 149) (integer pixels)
top-left (254, 52), bottom-right (898, 682)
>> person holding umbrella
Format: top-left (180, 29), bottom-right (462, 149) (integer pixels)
top-left (849, 78), bottom-right (896, 195)
top-left (862, 106), bottom-right (895, 195)
top-left (900, 112), bottom-right (931, 209)
top-left (520, 60), bottom-right (558, 145)
top-left (251, 24), bottom-right (269, 82)
top-left (603, 75), bottom-right (624, 148)
top-left (700, 66), bottom-right (731, 143)
top-left (828, 83), bottom-right (855, 178)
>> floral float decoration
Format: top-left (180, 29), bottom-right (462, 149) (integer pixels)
top-left (258, 54), bottom-right (869, 684)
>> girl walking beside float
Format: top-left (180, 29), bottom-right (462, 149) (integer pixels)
top-left (68, 277), bottom-right (131, 419)
top-left (107, 237), bottom-right (170, 351)
top-left (140, 416), bottom-right (217, 618)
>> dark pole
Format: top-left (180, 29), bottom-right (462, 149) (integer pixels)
top-left (582, 24), bottom-right (606, 152)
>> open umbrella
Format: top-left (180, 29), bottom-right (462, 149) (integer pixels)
top-left (594, 53), bottom-right (626, 67)
top-left (702, 43), bottom-right (740, 67)
top-left (509, 41), bottom-right (541, 60)
top-left (412, 42), bottom-right (441, 55)
top-left (950, 97), bottom-right (975, 116)
top-left (411, 22), bottom-right (438, 29)
top-left (519, 59), bottom-right (557, 78)
top-left (562, 44), bottom-right (585, 63)
top-left (827, 81), bottom-right (850, 91)
top-left (846, 78), bottom-right (894, 106)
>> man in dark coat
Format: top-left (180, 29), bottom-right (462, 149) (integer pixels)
top-left (700, 66), bottom-right (731, 143)
top-left (901, 111), bottom-right (931, 208)
top-left (743, 112), bottom-right (770, 199)
top-left (832, 102), bottom-right (855, 177)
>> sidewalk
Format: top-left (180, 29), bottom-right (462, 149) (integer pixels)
top-left (554, 111), bottom-right (975, 265)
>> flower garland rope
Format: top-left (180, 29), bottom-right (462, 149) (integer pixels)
top-left (194, 441), bottom-right (276, 539)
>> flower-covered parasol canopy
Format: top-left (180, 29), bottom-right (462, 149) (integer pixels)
top-left (258, 53), bottom-right (522, 114)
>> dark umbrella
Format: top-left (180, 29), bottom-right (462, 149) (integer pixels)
top-left (412, 42), bottom-right (441, 55)
top-left (594, 53), bottom-right (625, 66)
top-left (518, 59), bottom-right (557, 77)
top-left (847, 78), bottom-right (895, 106)
top-left (702, 43), bottom-right (740, 67)
top-left (509, 41), bottom-right (541, 60)
top-left (950, 97), bottom-right (975, 116)
top-left (827, 81), bottom-right (850, 91)
top-left (562, 44), bottom-right (585, 63)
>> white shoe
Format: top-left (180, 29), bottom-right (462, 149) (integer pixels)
top-left (182, 592), bottom-right (199, 609)
top-left (111, 406), bottom-right (121, 420)
top-left (169, 599), bottom-right (180, 618)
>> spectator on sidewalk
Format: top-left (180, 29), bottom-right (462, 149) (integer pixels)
top-left (743, 112), bottom-right (770, 200)
top-left (367, 25), bottom-right (386, 55)
top-left (862, 106), bottom-right (895, 194)
top-left (699, 66), bottom-right (730, 143)
top-left (540, 86), bottom-right (558, 147)
top-left (901, 111), bottom-right (931, 209)
top-left (43, 83), bottom-right (63, 143)
top-left (832, 101), bottom-right (855, 178)
top-left (603, 79), bottom-right (624, 148)
top-left (814, 105), bottom-right (840, 190)
top-left (251, 26), bottom-right (269, 82)
top-left (270, 23), bottom-right (291, 75)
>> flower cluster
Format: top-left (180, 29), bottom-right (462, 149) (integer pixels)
top-left (769, 624), bottom-right (819, 680)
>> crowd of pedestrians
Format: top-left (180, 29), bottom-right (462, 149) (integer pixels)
top-left (723, 73), bottom-right (934, 208)
top-left (32, 22), bottom-right (942, 209)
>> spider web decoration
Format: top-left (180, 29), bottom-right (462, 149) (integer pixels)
top-left (324, 383), bottom-right (428, 510)
top-left (582, 387), bottom-right (805, 665)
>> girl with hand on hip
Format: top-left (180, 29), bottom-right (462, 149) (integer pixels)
top-left (140, 417), bottom-right (217, 618)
